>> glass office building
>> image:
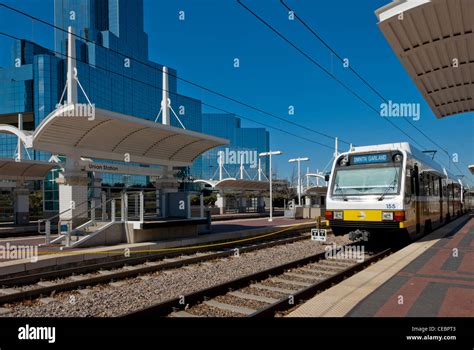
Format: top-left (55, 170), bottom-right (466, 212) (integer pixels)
top-left (198, 113), bottom-right (269, 180)
top-left (0, 0), bottom-right (268, 212)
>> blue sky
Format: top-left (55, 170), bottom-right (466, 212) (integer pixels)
top-left (0, 0), bottom-right (472, 183)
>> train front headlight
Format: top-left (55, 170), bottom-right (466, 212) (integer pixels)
top-left (334, 211), bottom-right (343, 220)
top-left (382, 212), bottom-right (394, 221)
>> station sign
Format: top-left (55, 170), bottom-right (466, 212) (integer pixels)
top-left (85, 162), bottom-right (164, 177)
top-left (351, 153), bottom-right (389, 165)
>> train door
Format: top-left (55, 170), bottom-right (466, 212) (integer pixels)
top-left (413, 165), bottom-right (421, 233)
top-left (439, 177), bottom-right (443, 222)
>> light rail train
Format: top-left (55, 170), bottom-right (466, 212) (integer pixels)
top-left (325, 143), bottom-right (471, 241)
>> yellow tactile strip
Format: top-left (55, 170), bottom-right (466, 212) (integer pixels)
top-left (287, 217), bottom-right (472, 317)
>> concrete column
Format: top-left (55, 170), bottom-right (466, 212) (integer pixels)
top-left (216, 189), bottom-right (226, 215)
top-left (239, 196), bottom-right (247, 213)
top-left (305, 196), bottom-right (311, 207)
top-left (200, 193), bottom-right (204, 218)
top-left (153, 166), bottom-right (180, 219)
top-left (186, 194), bottom-right (192, 219)
top-left (13, 184), bottom-right (29, 225)
top-left (161, 67), bottom-right (170, 126)
top-left (257, 196), bottom-right (265, 213)
top-left (57, 157), bottom-right (88, 226)
top-left (66, 26), bottom-right (78, 105)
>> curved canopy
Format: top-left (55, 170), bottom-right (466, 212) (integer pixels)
top-left (0, 158), bottom-right (57, 181)
top-left (0, 125), bottom-right (33, 148)
top-left (195, 178), bottom-right (269, 191)
top-left (305, 186), bottom-right (328, 195)
top-left (376, 0), bottom-right (474, 118)
top-left (32, 104), bottom-right (228, 167)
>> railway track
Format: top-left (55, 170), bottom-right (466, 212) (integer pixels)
top-left (0, 233), bottom-right (312, 306)
top-left (124, 244), bottom-right (393, 318)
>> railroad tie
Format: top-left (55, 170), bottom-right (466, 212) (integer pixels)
top-left (299, 267), bottom-right (335, 275)
top-left (170, 311), bottom-right (202, 318)
top-left (109, 281), bottom-right (127, 288)
top-left (270, 277), bottom-right (312, 287)
top-left (77, 289), bottom-right (92, 295)
top-left (0, 307), bottom-right (11, 316)
top-left (37, 281), bottom-right (56, 288)
top-left (204, 300), bottom-right (256, 315)
top-left (122, 265), bottom-right (141, 271)
top-left (284, 272), bottom-right (324, 280)
top-left (69, 275), bottom-right (88, 282)
top-left (228, 291), bottom-right (279, 304)
top-left (138, 276), bottom-right (153, 281)
top-left (317, 261), bottom-right (349, 268)
top-left (38, 297), bottom-right (55, 304)
top-left (0, 288), bottom-right (18, 295)
top-left (251, 284), bottom-right (295, 295)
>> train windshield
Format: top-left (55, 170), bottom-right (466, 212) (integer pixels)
top-left (332, 166), bottom-right (401, 196)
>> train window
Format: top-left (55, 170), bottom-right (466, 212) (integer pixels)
top-left (422, 173), bottom-right (430, 196)
top-left (433, 176), bottom-right (439, 196)
top-left (454, 186), bottom-right (460, 199)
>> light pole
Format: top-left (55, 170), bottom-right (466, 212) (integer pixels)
top-left (289, 157), bottom-right (310, 206)
top-left (259, 151), bottom-right (283, 222)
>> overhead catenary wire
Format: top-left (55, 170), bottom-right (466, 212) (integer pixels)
top-left (237, 0), bottom-right (426, 150)
top-left (278, 1), bottom-right (454, 159)
top-left (1, 2), bottom-right (469, 181)
top-left (238, 0), bottom-right (472, 183)
top-left (0, 31), bottom-right (336, 151)
top-left (0, 2), bottom-right (351, 147)
top-left (278, 0), bottom-right (471, 182)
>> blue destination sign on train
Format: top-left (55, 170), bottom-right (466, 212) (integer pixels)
top-left (352, 153), bottom-right (389, 165)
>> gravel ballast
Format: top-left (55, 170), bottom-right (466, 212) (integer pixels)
top-left (4, 235), bottom-right (350, 317)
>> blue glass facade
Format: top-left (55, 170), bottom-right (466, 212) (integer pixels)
top-left (198, 113), bottom-right (270, 180)
top-left (0, 0), bottom-right (268, 212)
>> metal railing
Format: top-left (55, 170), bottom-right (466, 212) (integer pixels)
top-left (123, 190), bottom-right (161, 222)
top-left (40, 190), bottom-right (163, 245)
top-left (40, 196), bottom-right (120, 246)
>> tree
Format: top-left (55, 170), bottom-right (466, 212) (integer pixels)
top-left (272, 180), bottom-right (296, 208)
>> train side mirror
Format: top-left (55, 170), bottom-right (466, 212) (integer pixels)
top-left (324, 174), bottom-right (330, 182)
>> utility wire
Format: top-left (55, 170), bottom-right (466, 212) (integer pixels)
top-left (0, 2), bottom-right (351, 146)
top-left (278, 0), bottom-right (471, 181)
top-left (238, 0), bottom-right (472, 183)
top-left (0, 31), bottom-right (336, 151)
top-left (237, 0), bottom-right (426, 150)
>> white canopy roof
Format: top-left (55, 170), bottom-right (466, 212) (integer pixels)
top-left (195, 178), bottom-right (269, 191)
top-left (376, 0), bottom-right (474, 118)
top-left (30, 104), bottom-right (228, 167)
top-left (0, 158), bottom-right (57, 181)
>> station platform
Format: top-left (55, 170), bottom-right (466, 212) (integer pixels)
top-left (0, 221), bottom-right (42, 238)
top-left (288, 215), bottom-right (473, 317)
top-left (0, 217), bottom-right (316, 277)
